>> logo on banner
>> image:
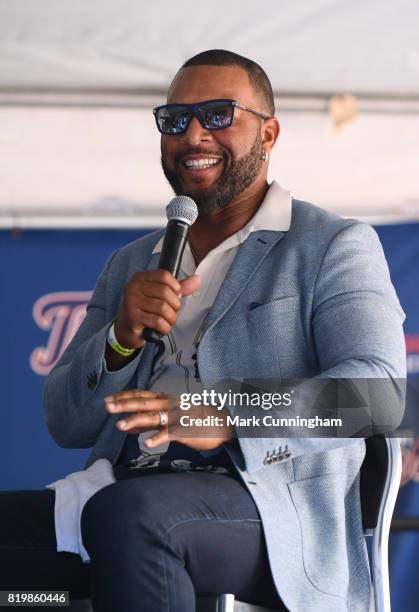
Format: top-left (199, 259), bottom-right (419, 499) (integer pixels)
top-left (31, 291), bottom-right (92, 376)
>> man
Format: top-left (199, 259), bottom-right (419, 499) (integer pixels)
top-left (1, 50), bottom-right (405, 612)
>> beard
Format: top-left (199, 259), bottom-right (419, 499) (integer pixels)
top-left (161, 132), bottom-right (264, 214)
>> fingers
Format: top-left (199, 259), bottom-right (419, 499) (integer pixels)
top-left (142, 269), bottom-right (182, 294)
top-left (132, 309), bottom-right (174, 336)
top-left (179, 274), bottom-right (201, 296)
top-left (129, 271), bottom-right (182, 314)
top-left (144, 428), bottom-right (170, 448)
top-left (106, 395), bottom-right (171, 414)
top-left (106, 389), bottom-right (163, 401)
top-left (136, 297), bottom-right (179, 325)
top-left (137, 281), bottom-right (182, 311)
top-left (113, 269), bottom-right (195, 347)
top-left (104, 391), bottom-right (176, 440)
top-left (115, 411), bottom-right (162, 432)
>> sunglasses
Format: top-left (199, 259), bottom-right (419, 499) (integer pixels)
top-left (153, 98), bottom-right (271, 135)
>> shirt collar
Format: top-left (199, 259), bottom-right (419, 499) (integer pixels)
top-left (152, 180), bottom-right (292, 255)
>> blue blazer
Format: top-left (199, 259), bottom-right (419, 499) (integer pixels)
top-left (44, 197), bottom-right (406, 611)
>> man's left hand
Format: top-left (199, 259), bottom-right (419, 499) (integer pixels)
top-left (104, 389), bottom-right (234, 451)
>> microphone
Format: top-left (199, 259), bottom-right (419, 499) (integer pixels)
top-left (142, 196), bottom-right (198, 343)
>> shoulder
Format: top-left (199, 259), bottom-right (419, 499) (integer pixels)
top-left (288, 197), bottom-right (380, 249)
top-left (290, 197), bottom-right (352, 232)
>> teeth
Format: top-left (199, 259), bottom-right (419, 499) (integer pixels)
top-left (184, 158), bottom-right (220, 169)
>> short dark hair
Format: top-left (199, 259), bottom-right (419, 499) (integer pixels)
top-left (178, 49), bottom-right (275, 116)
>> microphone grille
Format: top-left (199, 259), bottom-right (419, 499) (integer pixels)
top-left (166, 196), bottom-right (198, 226)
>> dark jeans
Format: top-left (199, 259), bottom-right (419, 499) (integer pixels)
top-left (0, 471), bottom-right (285, 611)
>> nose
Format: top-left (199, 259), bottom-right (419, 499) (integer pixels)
top-left (181, 114), bottom-right (212, 146)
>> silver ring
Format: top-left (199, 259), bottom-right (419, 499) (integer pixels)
top-left (159, 410), bottom-right (168, 427)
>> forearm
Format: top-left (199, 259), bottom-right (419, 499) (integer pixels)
top-left (43, 321), bottom-right (143, 448)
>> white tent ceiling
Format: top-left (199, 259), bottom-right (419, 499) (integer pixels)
top-left (0, 0), bottom-right (418, 227)
top-left (1, 0), bottom-right (418, 95)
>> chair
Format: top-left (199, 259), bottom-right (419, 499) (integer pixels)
top-left (195, 436), bottom-right (402, 612)
top-left (361, 436), bottom-right (402, 612)
top-left (71, 436), bottom-right (402, 612)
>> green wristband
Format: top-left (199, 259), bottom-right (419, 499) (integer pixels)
top-left (106, 322), bottom-right (136, 357)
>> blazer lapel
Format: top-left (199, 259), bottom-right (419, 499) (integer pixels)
top-left (202, 230), bottom-right (286, 336)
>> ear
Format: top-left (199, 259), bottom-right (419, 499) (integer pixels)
top-left (261, 117), bottom-right (280, 156)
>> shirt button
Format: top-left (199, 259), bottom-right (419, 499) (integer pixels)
top-left (192, 291), bottom-right (201, 297)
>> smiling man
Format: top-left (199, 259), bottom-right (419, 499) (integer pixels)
top-left (160, 63), bottom-right (274, 213)
top-left (1, 50), bottom-right (406, 612)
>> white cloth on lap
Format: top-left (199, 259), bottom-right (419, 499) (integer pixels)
top-left (46, 458), bottom-right (116, 563)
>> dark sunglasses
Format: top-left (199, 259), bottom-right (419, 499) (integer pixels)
top-left (153, 98), bottom-right (271, 135)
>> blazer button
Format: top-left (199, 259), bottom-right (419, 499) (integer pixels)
top-left (87, 370), bottom-right (98, 390)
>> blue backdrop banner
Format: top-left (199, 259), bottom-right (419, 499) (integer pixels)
top-left (2, 229), bottom-right (145, 489)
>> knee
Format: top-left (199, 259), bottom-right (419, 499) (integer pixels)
top-left (81, 482), bottom-right (120, 550)
top-left (80, 480), bottom-right (165, 549)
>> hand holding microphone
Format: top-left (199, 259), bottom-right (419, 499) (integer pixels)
top-left (113, 271), bottom-right (200, 351)
top-left (112, 196), bottom-right (199, 353)
top-left (142, 195), bottom-right (198, 343)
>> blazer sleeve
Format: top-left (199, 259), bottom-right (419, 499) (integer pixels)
top-left (229, 222), bottom-right (407, 474)
top-left (43, 250), bottom-right (143, 449)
